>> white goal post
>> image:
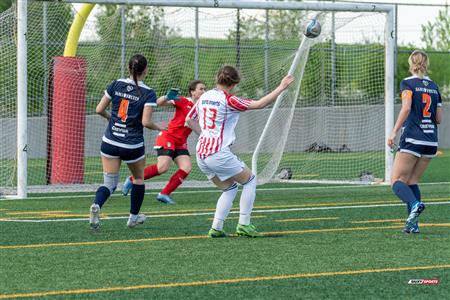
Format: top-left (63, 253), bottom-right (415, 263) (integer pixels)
top-left (8, 0), bottom-right (395, 198)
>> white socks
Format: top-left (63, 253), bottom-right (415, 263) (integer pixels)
top-left (238, 174), bottom-right (256, 226)
top-left (212, 183), bottom-right (238, 230)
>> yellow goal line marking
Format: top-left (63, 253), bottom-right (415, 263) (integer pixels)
top-left (207, 216), bottom-right (267, 221)
top-left (351, 219), bottom-right (404, 224)
top-left (2, 223), bottom-right (449, 250)
top-left (264, 223), bottom-right (450, 236)
top-left (276, 217), bottom-right (339, 222)
top-left (1, 264), bottom-right (449, 299)
top-left (5, 211), bottom-right (70, 215)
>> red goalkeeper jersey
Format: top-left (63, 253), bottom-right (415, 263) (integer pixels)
top-left (166, 96), bottom-right (195, 141)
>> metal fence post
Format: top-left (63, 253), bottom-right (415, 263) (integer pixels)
top-left (43, 1), bottom-right (48, 115)
top-left (120, 5), bottom-right (126, 78)
top-left (194, 7), bottom-right (199, 80)
top-left (264, 8), bottom-right (269, 94)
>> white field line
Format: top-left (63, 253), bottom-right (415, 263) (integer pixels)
top-left (6, 181), bottom-right (449, 201)
top-left (1, 201), bottom-right (449, 223)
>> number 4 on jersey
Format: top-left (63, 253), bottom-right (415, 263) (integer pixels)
top-left (118, 99), bottom-right (129, 122)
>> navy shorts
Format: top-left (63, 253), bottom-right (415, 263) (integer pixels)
top-left (398, 139), bottom-right (437, 158)
top-left (100, 142), bottom-right (145, 163)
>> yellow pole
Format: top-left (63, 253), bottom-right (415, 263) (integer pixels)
top-left (64, 4), bottom-right (95, 57)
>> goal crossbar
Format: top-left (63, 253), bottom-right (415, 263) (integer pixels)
top-left (43, 0), bottom-right (394, 12)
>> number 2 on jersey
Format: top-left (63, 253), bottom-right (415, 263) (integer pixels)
top-left (203, 107), bottom-right (217, 129)
top-left (422, 93), bottom-right (431, 118)
top-left (118, 99), bottom-right (129, 122)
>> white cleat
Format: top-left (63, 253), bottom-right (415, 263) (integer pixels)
top-left (89, 204), bottom-right (100, 229)
top-left (127, 213), bottom-right (146, 228)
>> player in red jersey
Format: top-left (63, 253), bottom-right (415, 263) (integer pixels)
top-left (122, 80), bottom-right (206, 204)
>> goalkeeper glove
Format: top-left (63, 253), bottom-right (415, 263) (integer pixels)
top-left (165, 88), bottom-right (180, 101)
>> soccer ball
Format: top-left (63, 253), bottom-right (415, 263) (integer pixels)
top-left (304, 19), bottom-right (321, 38)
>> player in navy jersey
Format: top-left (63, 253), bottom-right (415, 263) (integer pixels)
top-left (89, 54), bottom-right (165, 229)
top-left (122, 80), bottom-right (206, 204)
top-left (387, 50), bottom-right (443, 234)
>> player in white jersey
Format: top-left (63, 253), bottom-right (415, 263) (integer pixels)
top-left (387, 50), bottom-right (443, 234)
top-left (186, 65), bottom-right (294, 237)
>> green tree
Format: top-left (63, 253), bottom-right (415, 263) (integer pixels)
top-left (421, 7), bottom-right (450, 51)
top-left (0, 0), bottom-right (12, 13)
top-left (227, 9), bottom-right (307, 40)
top-left (0, 1), bottom-right (72, 116)
top-left (91, 5), bottom-right (181, 95)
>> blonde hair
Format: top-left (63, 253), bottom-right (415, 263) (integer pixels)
top-left (408, 50), bottom-right (429, 78)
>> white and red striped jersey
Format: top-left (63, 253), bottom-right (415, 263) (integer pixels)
top-left (186, 88), bottom-right (252, 159)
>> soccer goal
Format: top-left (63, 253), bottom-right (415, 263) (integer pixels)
top-left (1, 0), bottom-right (395, 198)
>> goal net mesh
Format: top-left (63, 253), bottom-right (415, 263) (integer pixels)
top-left (0, 1), bottom-right (386, 195)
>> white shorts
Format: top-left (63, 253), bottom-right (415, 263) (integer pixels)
top-left (196, 147), bottom-right (246, 181)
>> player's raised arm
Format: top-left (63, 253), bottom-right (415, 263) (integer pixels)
top-left (247, 74), bottom-right (295, 110)
top-left (156, 88), bottom-right (181, 106)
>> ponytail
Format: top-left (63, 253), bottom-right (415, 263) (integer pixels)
top-left (408, 50), bottom-right (429, 78)
top-left (216, 65), bottom-right (240, 87)
top-left (128, 54), bottom-right (148, 97)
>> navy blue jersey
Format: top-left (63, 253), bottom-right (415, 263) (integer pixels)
top-left (102, 78), bottom-right (157, 148)
top-left (399, 75), bottom-right (442, 146)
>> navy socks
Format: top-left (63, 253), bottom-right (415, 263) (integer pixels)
top-left (130, 184), bottom-right (145, 215)
top-left (392, 181), bottom-right (418, 207)
top-left (407, 184), bottom-right (421, 214)
top-left (94, 186), bottom-right (111, 208)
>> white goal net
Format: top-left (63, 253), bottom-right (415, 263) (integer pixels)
top-left (0, 0), bottom-right (394, 196)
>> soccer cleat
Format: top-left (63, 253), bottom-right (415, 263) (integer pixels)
top-left (403, 202), bottom-right (425, 233)
top-left (156, 193), bottom-right (175, 205)
top-left (89, 204), bottom-right (100, 229)
top-left (122, 176), bottom-right (133, 196)
top-left (207, 228), bottom-right (227, 238)
top-left (127, 213), bottom-right (146, 228)
top-left (236, 224), bottom-right (262, 238)
top-left (403, 222), bottom-right (420, 234)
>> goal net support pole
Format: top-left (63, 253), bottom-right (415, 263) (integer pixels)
top-left (17, 0), bottom-right (28, 199)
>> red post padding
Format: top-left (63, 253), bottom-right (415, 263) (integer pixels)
top-left (49, 57), bottom-right (87, 184)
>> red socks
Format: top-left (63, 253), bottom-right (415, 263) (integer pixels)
top-left (161, 169), bottom-right (189, 195)
top-left (144, 164), bottom-right (159, 180)
top-left (130, 164), bottom-right (159, 182)
top-left (131, 166), bottom-right (188, 195)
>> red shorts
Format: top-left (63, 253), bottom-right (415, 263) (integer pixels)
top-left (154, 131), bottom-right (188, 151)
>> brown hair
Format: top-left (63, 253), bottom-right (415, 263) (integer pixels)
top-left (128, 54), bottom-right (147, 96)
top-left (408, 50), bottom-right (429, 78)
top-left (188, 80), bottom-right (204, 97)
top-left (216, 65), bottom-right (240, 87)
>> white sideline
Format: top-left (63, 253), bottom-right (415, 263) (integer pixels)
top-left (0, 201), bottom-right (448, 223)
